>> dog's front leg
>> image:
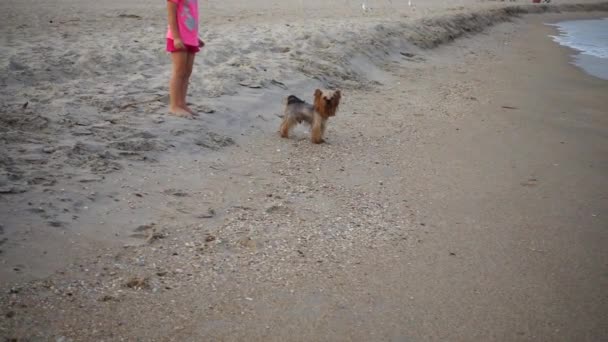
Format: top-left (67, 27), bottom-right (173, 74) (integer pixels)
top-left (321, 120), bottom-right (327, 139)
top-left (311, 113), bottom-right (325, 144)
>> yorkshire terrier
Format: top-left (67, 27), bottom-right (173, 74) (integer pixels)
top-left (279, 89), bottom-right (342, 144)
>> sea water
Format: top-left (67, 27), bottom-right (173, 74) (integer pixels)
top-left (549, 18), bottom-right (608, 80)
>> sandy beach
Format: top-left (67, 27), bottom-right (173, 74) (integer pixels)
top-left (1, 0), bottom-right (607, 340)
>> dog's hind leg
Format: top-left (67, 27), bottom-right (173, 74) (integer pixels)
top-left (280, 115), bottom-right (297, 138)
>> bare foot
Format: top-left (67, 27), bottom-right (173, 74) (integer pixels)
top-left (183, 105), bottom-right (199, 116)
top-left (169, 107), bottom-right (194, 119)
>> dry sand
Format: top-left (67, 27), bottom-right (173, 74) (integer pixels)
top-left (1, 0), bottom-right (607, 341)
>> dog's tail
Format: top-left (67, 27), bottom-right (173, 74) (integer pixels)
top-left (285, 95), bottom-right (305, 106)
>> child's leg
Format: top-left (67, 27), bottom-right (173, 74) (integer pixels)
top-left (169, 51), bottom-right (192, 118)
top-left (182, 52), bottom-right (196, 115)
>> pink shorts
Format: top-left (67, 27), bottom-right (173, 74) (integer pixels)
top-left (166, 38), bottom-right (201, 53)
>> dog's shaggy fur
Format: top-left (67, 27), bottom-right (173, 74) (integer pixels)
top-left (279, 89), bottom-right (341, 144)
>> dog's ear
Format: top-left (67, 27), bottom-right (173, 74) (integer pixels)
top-left (334, 90), bottom-right (341, 101)
top-left (314, 89), bottom-right (322, 99)
top-left (331, 90), bottom-right (341, 109)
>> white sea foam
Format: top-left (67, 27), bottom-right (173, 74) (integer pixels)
top-left (549, 18), bottom-right (608, 58)
top-left (549, 18), bottom-right (608, 80)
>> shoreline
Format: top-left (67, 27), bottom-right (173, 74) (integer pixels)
top-left (540, 12), bottom-right (608, 81)
top-left (545, 14), bottom-right (608, 80)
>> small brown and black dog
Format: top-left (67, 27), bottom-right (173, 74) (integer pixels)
top-left (279, 89), bottom-right (341, 144)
